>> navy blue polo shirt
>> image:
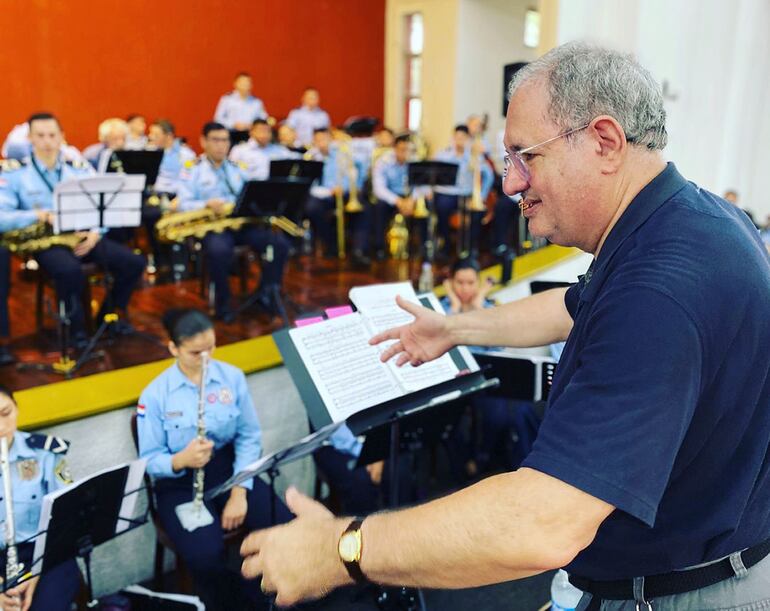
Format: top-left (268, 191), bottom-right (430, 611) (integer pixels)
top-left (522, 163), bottom-right (770, 580)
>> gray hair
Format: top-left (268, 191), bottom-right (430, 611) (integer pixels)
top-left (508, 42), bottom-right (667, 150)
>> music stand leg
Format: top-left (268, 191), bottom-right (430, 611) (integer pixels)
top-left (77, 536), bottom-right (99, 609)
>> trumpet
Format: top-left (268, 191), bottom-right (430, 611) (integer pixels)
top-left (174, 351), bottom-right (215, 532)
top-left (1, 436), bottom-right (24, 598)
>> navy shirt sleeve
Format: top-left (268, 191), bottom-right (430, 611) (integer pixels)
top-left (523, 285), bottom-right (703, 526)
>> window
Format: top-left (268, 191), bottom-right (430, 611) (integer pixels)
top-left (404, 13), bottom-right (423, 131)
top-left (523, 8), bottom-right (540, 49)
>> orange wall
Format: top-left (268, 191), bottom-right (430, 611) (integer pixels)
top-left (0, 0), bottom-right (385, 151)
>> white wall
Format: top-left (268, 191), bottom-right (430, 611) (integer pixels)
top-left (557, 0), bottom-right (770, 221)
top-left (453, 0), bottom-right (537, 160)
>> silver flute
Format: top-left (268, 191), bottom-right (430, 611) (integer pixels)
top-left (191, 351), bottom-right (210, 510)
top-left (1, 436), bottom-right (24, 597)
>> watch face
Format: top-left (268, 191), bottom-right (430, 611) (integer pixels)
top-left (338, 532), bottom-right (359, 562)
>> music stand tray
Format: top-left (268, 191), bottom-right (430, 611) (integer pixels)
top-left (269, 159), bottom-right (324, 182)
top-left (108, 150), bottom-right (164, 187)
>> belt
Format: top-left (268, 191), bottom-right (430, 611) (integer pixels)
top-left (570, 537), bottom-right (770, 607)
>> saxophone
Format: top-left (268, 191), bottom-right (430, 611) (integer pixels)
top-left (0, 222), bottom-right (83, 254)
top-left (1, 436), bottom-right (24, 596)
top-left (155, 204), bottom-right (305, 243)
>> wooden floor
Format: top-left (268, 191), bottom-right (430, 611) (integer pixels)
top-left (3, 251), bottom-right (493, 391)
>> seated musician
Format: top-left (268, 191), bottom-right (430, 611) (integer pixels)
top-left (0, 384), bottom-right (80, 611)
top-left (0, 224), bottom-right (12, 364)
top-left (372, 134), bottom-right (428, 260)
top-left (0, 113), bottom-right (145, 345)
top-left (228, 119), bottom-right (295, 181)
top-left (285, 87), bottom-right (331, 149)
top-left (83, 118), bottom-right (129, 173)
top-left (148, 119), bottom-right (196, 195)
top-left (433, 125), bottom-right (494, 258)
top-left (276, 123), bottom-right (304, 154)
top-left (304, 127), bottom-right (370, 265)
top-left (137, 309), bottom-right (290, 611)
top-left (441, 258), bottom-right (540, 476)
top-left (177, 122), bottom-right (289, 322)
top-left (125, 114), bottom-right (148, 150)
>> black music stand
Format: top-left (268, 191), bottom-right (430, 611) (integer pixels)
top-left (407, 162), bottom-right (458, 261)
top-left (206, 422), bottom-right (342, 524)
top-left (233, 178), bottom-right (314, 325)
top-left (269, 159), bottom-right (324, 182)
top-left (30, 460), bottom-right (147, 607)
top-left (107, 150), bottom-right (164, 187)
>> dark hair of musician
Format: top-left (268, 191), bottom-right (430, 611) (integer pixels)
top-left (202, 122), bottom-right (227, 137)
top-left (451, 256), bottom-right (480, 277)
top-left (0, 384), bottom-right (16, 405)
top-left (126, 113), bottom-right (144, 122)
top-left (251, 118), bottom-right (269, 128)
top-left (236, 71), bottom-right (251, 79)
top-left (454, 124), bottom-right (470, 135)
top-left (152, 119), bottom-right (176, 136)
top-left (394, 134), bottom-right (411, 146)
top-left (313, 127), bottom-right (330, 136)
top-left (28, 112), bottom-right (60, 128)
top-left (162, 309), bottom-right (214, 346)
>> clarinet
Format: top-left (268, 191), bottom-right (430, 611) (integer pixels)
top-left (191, 352), bottom-right (210, 511)
top-left (1, 436), bottom-right (24, 596)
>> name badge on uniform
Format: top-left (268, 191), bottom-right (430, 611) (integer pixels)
top-left (219, 388), bottom-right (233, 405)
top-left (17, 458), bottom-right (39, 481)
top-left (165, 410), bottom-right (183, 419)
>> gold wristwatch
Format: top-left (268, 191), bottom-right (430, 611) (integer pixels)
top-left (338, 518), bottom-right (367, 583)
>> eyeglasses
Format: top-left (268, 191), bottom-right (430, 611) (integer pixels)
top-left (503, 123), bottom-right (590, 183)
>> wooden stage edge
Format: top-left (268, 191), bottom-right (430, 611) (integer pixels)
top-left (15, 245), bottom-right (579, 430)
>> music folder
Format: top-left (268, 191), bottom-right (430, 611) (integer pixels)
top-left (269, 159), bottom-right (324, 182)
top-left (234, 177), bottom-right (313, 222)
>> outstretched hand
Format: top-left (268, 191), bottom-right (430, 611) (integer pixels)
top-left (368, 295), bottom-right (455, 367)
top-left (241, 487), bottom-right (351, 607)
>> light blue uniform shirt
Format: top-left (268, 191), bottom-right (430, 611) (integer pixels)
top-left (214, 92), bottom-right (267, 129)
top-left (328, 425), bottom-right (363, 458)
top-left (0, 431), bottom-right (71, 546)
top-left (433, 148), bottom-right (493, 198)
top-left (286, 106), bottom-right (331, 148)
top-left (307, 147), bottom-right (366, 199)
top-left (177, 157), bottom-right (246, 211)
top-left (155, 140), bottom-right (196, 193)
top-left (0, 154), bottom-right (94, 233)
top-left (372, 151), bottom-right (409, 206)
top-left (137, 359), bottom-right (262, 490)
top-left (228, 139), bottom-right (296, 180)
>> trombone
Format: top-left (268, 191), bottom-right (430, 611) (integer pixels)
top-left (174, 351), bottom-right (215, 532)
top-left (334, 143), bottom-right (363, 259)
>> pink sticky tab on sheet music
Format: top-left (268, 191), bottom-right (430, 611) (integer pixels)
top-left (295, 316), bottom-right (324, 327)
top-left (325, 305), bottom-right (354, 319)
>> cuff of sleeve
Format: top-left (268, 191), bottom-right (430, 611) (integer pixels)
top-left (154, 454), bottom-right (186, 480)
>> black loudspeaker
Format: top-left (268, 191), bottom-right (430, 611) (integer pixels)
top-left (502, 62), bottom-right (529, 117)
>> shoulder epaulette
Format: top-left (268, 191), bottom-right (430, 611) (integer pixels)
top-left (65, 159), bottom-right (91, 170)
top-left (0, 159), bottom-right (22, 172)
top-left (26, 433), bottom-right (70, 455)
top-left (184, 158), bottom-right (200, 170)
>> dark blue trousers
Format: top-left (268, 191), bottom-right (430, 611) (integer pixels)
top-left (491, 194), bottom-right (520, 252)
top-left (314, 446), bottom-right (381, 515)
top-left (305, 195), bottom-right (371, 254)
top-left (202, 226), bottom-right (289, 317)
top-left (434, 193), bottom-right (483, 254)
top-left (474, 396), bottom-right (540, 471)
top-left (154, 446), bottom-right (291, 611)
top-left (0, 247), bottom-right (9, 338)
top-left (34, 239), bottom-right (145, 333)
top-left (18, 543), bottom-right (80, 611)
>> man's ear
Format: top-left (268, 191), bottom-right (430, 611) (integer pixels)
top-left (589, 115), bottom-right (626, 173)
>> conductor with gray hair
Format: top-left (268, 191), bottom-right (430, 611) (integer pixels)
top-left (240, 43), bottom-right (770, 610)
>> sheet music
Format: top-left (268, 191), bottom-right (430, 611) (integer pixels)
top-left (53, 174), bottom-right (144, 233)
top-left (289, 314), bottom-right (402, 422)
top-left (122, 585), bottom-right (204, 610)
top-left (350, 282), bottom-right (467, 393)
